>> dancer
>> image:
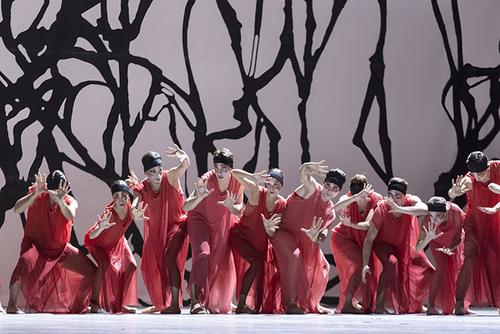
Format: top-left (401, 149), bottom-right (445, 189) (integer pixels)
top-left (416, 196), bottom-right (464, 315)
top-left (362, 177), bottom-right (434, 314)
top-left (271, 161), bottom-right (344, 313)
top-left (7, 171), bottom-right (97, 314)
top-left (330, 174), bottom-right (382, 313)
top-left (448, 151), bottom-right (500, 315)
top-left (184, 148), bottom-right (243, 314)
top-left (229, 168), bottom-right (286, 313)
top-left (85, 180), bottom-right (147, 313)
top-left (127, 145), bottom-right (190, 314)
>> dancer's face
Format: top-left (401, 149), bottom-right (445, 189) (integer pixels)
top-left (388, 190), bottom-right (405, 206)
top-left (145, 166), bottom-right (163, 185)
top-left (429, 210), bottom-right (448, 224)
top-left (113, 191), bottom-right (130, 208)
top-left (214, 163), bottom-right (231, 180)
top-left (322, 182), bottom-right (340, 200)
top-left (264, 178), bottom-right (283, 197)
top-left (472, 167), bottom-right (490, 183)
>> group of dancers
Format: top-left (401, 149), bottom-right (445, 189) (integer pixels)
top-left (1, 147), bottom-right (498, 315)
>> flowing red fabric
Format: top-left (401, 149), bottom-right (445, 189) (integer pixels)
top-left (187, 170), bottom-right (240, 313)
top-left (271, 183), bottom-right (334, 313)
top-left (84, 203), bottom-right (138, 313)
top-left (371, 195), bottom-right (435, 314)
top-left (229, 188), bottom-right (286, 313)
top-left (134, 171), bottom-right (189, 309)
top-left (330, 192), bottom-right (382, 313)
top-left (421, 202), bottom-right (464, 314)
top-left (10, 190), bottom-right (94, 313)
top-left (461, 161), bottom-right (500, 307)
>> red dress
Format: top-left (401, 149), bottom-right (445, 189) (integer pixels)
top-left (271, 183), bottom-right (335, 313)
top-left (187, 170), bottom-right (240, 313)
top-left (463, 161), bottom-right (500, 307)
top-left (371, 195), bottom-right (435, 313)
top-left (422, 203), bottom-right (464, 314)
top-left (330, 192), bottom-right (382, 313)
top-left (84, 204), bottom-right (138, 313)
top-left (229, 188), bottom-right (287, 313)
top-left (134, 171), bottom-right (189, 309)
top-left (9, 190), bottom-right (94, 313)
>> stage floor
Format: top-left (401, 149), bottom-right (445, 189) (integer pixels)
top-left (1, 308), bottom-right (499, 333)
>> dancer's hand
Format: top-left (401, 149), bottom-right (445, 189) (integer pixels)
top-left (436, 247), bottom-right (455, 256)
top-left (131, 199), bottom-right (149, 222)
top-left (449, 175), bottom-right (472, 198)
top-left (423, 221), bottom-right (444, 241)
top-left (262, 214), bottom-right (281, 237)
top-left (302, 160), bottom-right (329, 178)
top-left (48, 179), bottom-right (71, 204)
top-left (254, 170), bottom-right (270, 185)
top-left (356, 183), bottom-right (373, 201)
top-left (340, 214), bottom-right (353, 227)
top-left (126, 170), bottom-right (140, 188)
top-left (97, 209), bottom-right (115, 230)
top-left (339, 214), bottom-right (371, 231)
top-left (385, 196), bottom-right (402, 214)
top-left (33, 172), bottom-right (47, 194)
top-left (195, 177), bottom-right (214, 199)
top-left (217, 191), bottom-right (236, 209)
top-left (166, 144), bottom-right (188, 162)
top-left (478, 206), bottom-right (499, 215)
top-left (301, 216), bottom-right (325, 243)
top-left (361, 265), bottom-right (371, 284)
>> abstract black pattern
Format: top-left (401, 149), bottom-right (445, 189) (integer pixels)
top-left (431, 0), bottom-right (499, 206)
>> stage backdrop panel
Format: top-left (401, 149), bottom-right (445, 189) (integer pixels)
top-left (0, 0), bottom-right (498, 306)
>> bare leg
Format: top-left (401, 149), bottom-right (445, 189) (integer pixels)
top-left (6, 282), bottom-right (23, 314)
top-left (236, 261), bottom-right (262, 314)
top-left (374, 243), bottom-right (397, 314)
top-left (188, 224), bottom-right (211, 315)
top-left (161, 230), bottom-right (186, 314)
top-left (272, 230), bottom-right (304, 314)
top-left (426, 268), bottom-right (441, 315)
top-left (189, 284), bottom-right (208, 314)
top-left (341, 293), bottom-right (364, 314)
top-left (90, 266), bottom-right (104, 313)
top-left (286, 301), bottom-right (305, 314)
top-left (341, 267), bottom-right (366, 314)
top-left (62, 249), bottom-right (99, 310)
top-left (121, 263), bottom-right (137, 314)
top-left (454, 256), bottom-right (474, 315)
top-left (160, 287), bottom-right (181, 314)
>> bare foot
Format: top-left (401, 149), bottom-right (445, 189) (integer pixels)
top-left (286, 303), bottom-right (305, 314)
top-left (352, 299), bottom-right (363, 310)
top-left (454, 302), bottom-right (473, 316)
top-left (160, 305), bottom-right (181, 314)
top-left (341, 303), bottom-right (365, 314)
top-left (235, 304), bottom-right (258, 314)
top-left (141, 306), bottom-right (160, 314)
top-left (122, 306), bottom-right (137, 314)
top-left (317, 304), bottom-right (333, 314)
top-left (6, 305), bottom-right (24, 314)
top-left (375, 305), bottom-right (390, 314)
top-left (426, 306), bottom-right (441, 315)
top-left (190, 303), bottom-right (209, 314)
top-left (90, 304), bottom-right (106, 314)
